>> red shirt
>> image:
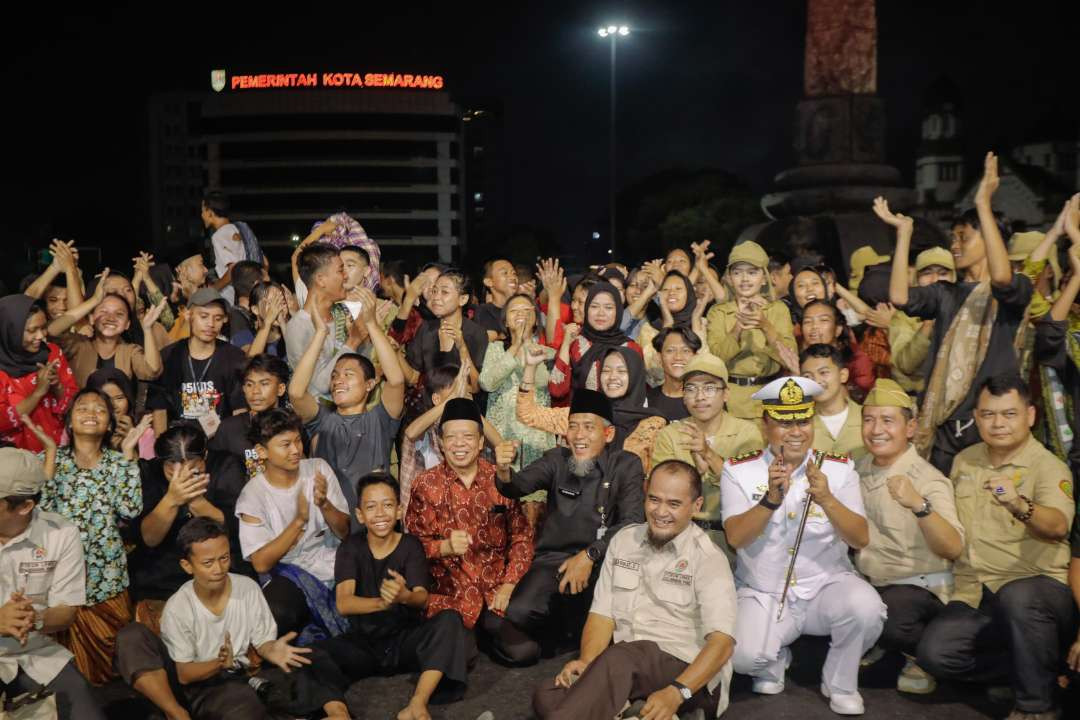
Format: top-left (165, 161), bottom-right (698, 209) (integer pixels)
top-left (405, 458), bottom-right (534, 628)
top-left (0, 343), bottom-right (77, 451)
top-left (549, 335), bottom-right (643, 401)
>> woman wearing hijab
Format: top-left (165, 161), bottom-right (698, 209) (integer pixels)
top-left (0, 294), bottom-right (78, 450)
top-left (636, 270), bottom-right (706, 386)
top-left (520, 345), bottom-right (665, 473)
top-left (548, 281), bottom-right (641, 401)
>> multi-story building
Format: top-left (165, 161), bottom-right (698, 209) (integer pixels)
top-left (147, 69), bottom-right (502, 267)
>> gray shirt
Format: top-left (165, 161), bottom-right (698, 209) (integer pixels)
top-left (306, 403), bottom-right (401, 516)
top-left (284, 309), bottom-right (367, 402)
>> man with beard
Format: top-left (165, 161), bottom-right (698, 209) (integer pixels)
top-left (722, 376), bottom-right (883, 715)
top-left (492, 389), bottom-right (644, 666)
top-left (532, 460), bottom-right (736, 719)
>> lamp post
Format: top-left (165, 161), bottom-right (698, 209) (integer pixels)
top-left (598, 24), bottom-right (629, 258)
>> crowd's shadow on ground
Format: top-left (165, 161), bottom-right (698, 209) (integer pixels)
top-left (98, 635), bottom-right (1077, 719)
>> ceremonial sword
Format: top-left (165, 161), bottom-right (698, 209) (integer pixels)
top-left (776, 449), bottom-right (826, 621)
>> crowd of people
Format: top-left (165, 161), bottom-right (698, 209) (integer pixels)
top-left (0, 154), bottom-right (1077, 720)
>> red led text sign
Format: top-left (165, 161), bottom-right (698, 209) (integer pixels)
top-left (211, 70), bottom-right (444, 92)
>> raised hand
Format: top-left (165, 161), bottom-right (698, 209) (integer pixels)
top-left (805, 461), bottom-right (833, 506)
top-left (91, 268), bottom-right (111, 303)
top-left (165, 462), bottom-right (210, 507)
top-left (355, 287), bottom-right (378, 325)
top-left (312, 471), bottom-right (329, 509)
top-left (495, 440), bottom-right (519, 471)
top-left (871, 196), bottom-right (914, 234)
top-left (974, 151), bottom-right (1000, 206)
top-left (121, 414), bottom-right (154, 458)
top-left (524, 343), bottom-right (548, 367)
top-left (141, 298), bottom-right (168, 330)
top-left (1064, 194), bottom-right (1080, 245)
top-left (886, 475), bottom-right (924, 511)
top-left (767, 455), bottom-right (790, 503)
top-left (261, 631), bottom-right (313, 673)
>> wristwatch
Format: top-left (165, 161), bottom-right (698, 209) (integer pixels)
top-left (670, 680), bottom-right (692, 702)
top-left (913, 498), bottom-right (932, 518)
top-left (758, 493), bottom-right (782, 511)
top-left (33, 611), bottom-right (44, 632)
top-left (585, 545), bottom-right (603, 563)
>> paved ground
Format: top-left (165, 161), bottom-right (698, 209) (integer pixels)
top-left (98, 636), bottom-right (1079, 719)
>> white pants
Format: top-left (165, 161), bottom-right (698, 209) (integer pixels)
top-left (732, 573), bottom-right (886, 695)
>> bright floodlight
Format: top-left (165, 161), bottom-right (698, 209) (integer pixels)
top-left (607, 25), bottom-right (617, 34)
top-left (598, 27), bottom-right (608, 37)
top-left (618, 26), bottom-right (629, 35)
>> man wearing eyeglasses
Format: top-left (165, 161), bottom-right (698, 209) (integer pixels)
top-left (651, 354), bottom-right (763, 552)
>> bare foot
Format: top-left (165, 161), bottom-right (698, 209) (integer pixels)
top-left (397, 700), bottom-right (432, 720)
top-left (323, 700), bottom-right (351, 720)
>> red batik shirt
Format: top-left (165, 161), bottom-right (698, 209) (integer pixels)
top-left (405, 458), bottom-right (534, 628)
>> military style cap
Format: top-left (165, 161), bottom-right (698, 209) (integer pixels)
top-left (681, 354), bottom-right (729, 384)
top-left (915, 247), bottom-right (955, 273)
top-left (751, 376), bottom-right (823, 421)
top-left (863, 378), bottom-right (915, 411)
top-left (726, 241), bottom-right (769, 271)
top-left (849, 246), bottom-right (891, 290)
top-left (1007, 231), bottom-right (1045, 261)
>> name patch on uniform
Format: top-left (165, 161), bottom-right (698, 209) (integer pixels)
top-left (662, 571), bottom-right (692, 586)
top-left (614, 558), bottom-right (640, 572)
top-left (18, 560), bottom-right (56, 575)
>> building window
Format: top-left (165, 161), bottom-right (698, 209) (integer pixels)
top-left (939, 163), bottom-right (959, 182)
top-left (473, 192), bottom-right (484, 203)
top-left (472, 146), bottom-right (484, 157)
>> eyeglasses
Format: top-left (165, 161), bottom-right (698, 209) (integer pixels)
top-left (683, 383), bottom-right (724, 398)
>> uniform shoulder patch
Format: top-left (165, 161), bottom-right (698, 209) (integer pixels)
top-left (728, 449), bottom-right (763, 465)
top-left (823, 451), bottom-right (850, 464)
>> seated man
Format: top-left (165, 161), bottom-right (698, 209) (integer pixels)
top-left (326, 473), bottom-right (471, 720)
top-left (855, 379), bottom-right (964, 694)
top-left (115, 517), bottom-right (350, 720)
top-left (650, 354), bottom-right (763, 550)
top-left (405, 398), bottom-right (534, 634)
top-left (801, 343), bottom-right (866, 461)
top-left (722, 376), bottom-right (884, 715)
top-left (493, 389), bottom-right (645, 666)
top-left (289, 289), bottom-right (404, 519)
top-left (0, 448), bottom-right (103, 720)
top-left (236, 409), bottom-right (351, 639)
top-left (533, 460), bottom-right (737, 719)
top-left (917, 375), bottom-right (1075, 720)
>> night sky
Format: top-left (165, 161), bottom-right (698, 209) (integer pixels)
top-left (3, 1), bottom-right (1078, 267)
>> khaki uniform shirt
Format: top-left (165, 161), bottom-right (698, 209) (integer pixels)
top-left (592, 522), bottom-right (736, 716)
top-left (705, 300), bottom-right (796, 419)
top-left (0, 510), bottom-right (86, 685)
top-left (652, 414), bottom-right (764, 522)
top-left (888, 311), bottom-right (929, 393)
top-left (855, 445), bottom-right (964, 602)
top-left (812, 399), bottom-right (867, 462)
top-left (950, 436), bottom-right (1075, 608)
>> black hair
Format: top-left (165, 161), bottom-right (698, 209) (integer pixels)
top-left (178, 516), bottom-right (228, 558)
top-left (154, 422), bottom-right (208, 463)
top-left (422, 364), bottom-right (460, 411)
top-left (976, 373), bottom-right (1032, 406)
top-left (339, 245), bottom-right (371, 266)
top-left (799, 342), bottom-right (846, 369)
top-left (647, 459), bottom-right (702, 500)
top-left (230, 260), bottom-right (263, 301)
top-left (651, 325), bottom-right (702, 354)
top-left (437, 267), bottom-right (472, 299)
top-left (483, 258), bottom-right (512, 278)
top-left (953, 207), bottom-right (1010, 243)
top-left (665, 247), bottom-right (692, 263)
top-left (355, 472), bottom-right (400, 507)
top-left (2, 493), bottom-right (40, 511)
top-left (381, 260), bottom-right (408, 288)
top-left (297, 245), bottom-right (340, 288)
top-left (248, 407), bottom-right (304, 446)
top-left (201, 190), bottom-right (230, 218)
top-left (97, 292), bottom-right (133, 322)
top-left (768, 252), bottom-right (791, 273)
top-left (333, 353), bottom-right (376, 383)
top-left (574, 273), bottom-right (603, 296)
top-left (64, 388), bottom-right (116, 446)
top-left (788, 266), bottom-right (832, 309)
top-left (242, 353), bottom-right (290, 385)
top-left (248, 280), bottom-right (280, 308)
top-left (801, 298), bottom-right (844, 327)
top-left (501, 292), bottom-right (538, 349)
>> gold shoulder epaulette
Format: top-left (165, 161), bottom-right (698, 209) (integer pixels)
top-left (823, 451), bottom-right (850, 464)
top-left (728, 449), bottom-right (763, 466)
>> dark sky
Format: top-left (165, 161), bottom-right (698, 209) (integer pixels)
top-left (3, 1), bottom-right (1078, 263)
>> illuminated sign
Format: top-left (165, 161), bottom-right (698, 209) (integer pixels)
top-left (211, 70), bottom-right (445, 92)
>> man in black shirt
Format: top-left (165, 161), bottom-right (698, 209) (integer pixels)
top-left (474, 258), bottom-right (519, 339)
top-left (322, 474), bottom-right (470, 720)
top-left (881, 152), bottom-right (1031, 474)
top-left (148, 288), bottom-right (248, 437)
top-left (208, 353), bottom-right (289, 479)
top-left (493, 389), bottom-right (645, 666)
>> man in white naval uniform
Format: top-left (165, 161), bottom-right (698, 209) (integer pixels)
top-left (721, 376), bottom-right (885, 715)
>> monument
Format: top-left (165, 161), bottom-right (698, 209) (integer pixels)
top-left (750, 0), bottom-right (936, 276)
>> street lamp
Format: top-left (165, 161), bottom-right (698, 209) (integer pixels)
top-left (597, 23), bottom-right (629, 258)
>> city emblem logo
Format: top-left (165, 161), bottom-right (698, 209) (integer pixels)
top-left (211, 70), bottom-right (227, 92)
top-left (674, 559), bottom-right (688, 573)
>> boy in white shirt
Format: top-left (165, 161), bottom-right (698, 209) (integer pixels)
top-left (115, 517), bottom-right (350, 719)
top-left (236, 409), bottom-right (351, 639)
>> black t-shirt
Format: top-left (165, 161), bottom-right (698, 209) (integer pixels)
top-left (207, 412), bottom-right (259, 479)
top-left (405, 317), bottom-right (490, 409)
top-left (147, 340), bottom-right (248, 423)
top-left (646, 385), bottom-right (690, 422)
top-left (473, 303), bottom-right (505, 336)
top-left (334, 532), bottom-right (431, 640)
top-left (128, 451), bottom-right (252, 602)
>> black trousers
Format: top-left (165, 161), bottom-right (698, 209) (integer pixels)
top-left (877, 584), bottom-right (945, 656)
top-left (0, 661), bottom-right (105, 720)
top-left (492, 551), bottom-right (597, 666)
top-left (114, 621), bottom-right (347, 719)
top-left (261, 574), bottom-right (311, 638)
top-left (317, 610), bottom-right (470, 690)
top-left (532, 640), bottom-right (719, 720)
top-left (917, 576), bottom-right (1077, 713)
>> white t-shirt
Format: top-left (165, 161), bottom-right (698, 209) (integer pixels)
top-left (820, 406), bottom-right (849, 440)
top-left (211, 223), bottom-right (245, 277)
top-left (235, 458), bottom-right (349, 584)
top-left (160, 574), bottom-right (276, 668)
